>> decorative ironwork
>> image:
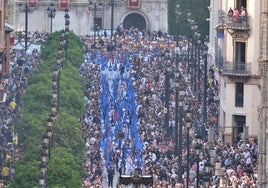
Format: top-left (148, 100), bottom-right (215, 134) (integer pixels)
top-left (220, 61), bottom-right (252, 76)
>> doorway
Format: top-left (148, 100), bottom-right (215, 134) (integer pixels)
top-left (123, 13), bottom-right (146, 31)
top-left (233, 115), bottom-right (246, 143)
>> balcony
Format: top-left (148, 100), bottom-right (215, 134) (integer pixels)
top-left (225, 16), bottom-right (250, 31)
top-left (219, 61), bottom-right (251, 77)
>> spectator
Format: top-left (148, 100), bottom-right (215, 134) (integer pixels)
top-left (240, 6), bottom-right (247, 17)
top-left (228, 7), bottom-right (234, 20)
top-left (108, 167), bottom-right (114, 188)
top-left (233, 8), bottom-right (239, 22)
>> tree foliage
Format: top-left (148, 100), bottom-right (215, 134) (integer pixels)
top-left (46, 147), bottom-right (83, 188)
top-left (168, 0), bottom-right (210, 36)
top-left (9, 31), bottom-right (86, 187)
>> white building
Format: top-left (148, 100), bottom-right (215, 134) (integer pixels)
top-left (5, 0), bottom-right (168, 36)
top-left (208, 0), bottom-right (268, 186)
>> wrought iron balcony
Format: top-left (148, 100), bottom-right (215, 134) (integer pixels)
top-left (219, 61), bottom-right (251, 76)
top-left (218, 10), bottom-right (250, 31)
top-left (225, 16), bottom-right (250, 30)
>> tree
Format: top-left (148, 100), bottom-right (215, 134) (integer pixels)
top-left (168, 0), bottom-right (210, 36)
top-left (10, 31), bottom-right (86, 187)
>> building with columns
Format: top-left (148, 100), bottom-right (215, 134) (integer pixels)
top-left (5, 0), bottom-right (168, 36)
top-left (208, 0), bottom-right (268, 187)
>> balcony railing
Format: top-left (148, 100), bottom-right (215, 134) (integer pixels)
top-left (220, 61), bottom-right (251, 76)
top-left (225, 15), bottom-right (250, 30)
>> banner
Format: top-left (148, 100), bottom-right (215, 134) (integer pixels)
top-left (59, 0), bottom-right (70, 9)
top-left (127, 0), bottom-right (141, 9)
top-left (28, 0), bottom-right (38, 8)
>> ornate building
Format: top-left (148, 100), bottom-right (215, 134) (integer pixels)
top-left (208, 0), bottom-right (268, 186)
top-left (5, 0), bottom-right (168, 36)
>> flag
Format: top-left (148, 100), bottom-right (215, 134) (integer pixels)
top-left (28, 0), bottom-right (38, 8)
top-left (59, 0), bottom-right (69, 9)
top-left (127, 0), bottom-right (141, 9)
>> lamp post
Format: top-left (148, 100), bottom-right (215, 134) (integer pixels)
top-left (47, 3), bottom-right (56, 34)
top-left (108, 0), bottom-right (124, 37)
top-left (87, 0), bottom-right (123, 38)
top-left (178, 87), bottom-right (185, 183)
top-left (89, 0), bottom-right (98, 48)
top-left (174, 1), bottom-right (185, 184)
top-left (110, 0), bottom-right (115, 37)
top-left (164, 49), bottom-right (171, 134)
top-left (202, 40), bottom-right (208, 123)
top-left (64, 8), bottom-right (70, 31)
top-left (93, 2), bottom-right (97, 47)
top-left (185, 109), bottom-right (192, 188)
top-left (195, 134), bottom-right (203, 188)
top-left (193, 30), bottom-right (199, 95)
top-left (19, 3), bottom-right (33, 53)
top-left (64, 8), bottom-right (70, 58)
top-left (185, 109), bottom-right (192, 187)
top-left (39, 172), bottom-right (46, 188)
top-left (196, 32), bottom-right (202, 102)
top-left (187, 12), bottom-right (199, 95)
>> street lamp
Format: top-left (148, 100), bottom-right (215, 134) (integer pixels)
top-left (187, 12), bottom-right (198, 93)
top-left (64, 8), bottom-right (70, 31)
top-left (42, 134), bottom-right (51, 159)
top-left (47, 3), bottom-right (56, 33)
top-left (40, 161), bottom-right (47, 174)
top-left (202, 39), bottom-right (209, 123)
top-left (108, 0), bottom-right (124, 37)
top-left (163, 49), bottom-right (172, 134)
top-left (89, 0), bottom-right (98, 48)
top-left (87, 0), bottom-right (123, 38)
top-left (195, 32), bottom-right (202, 102)
top-left (185, 109), bottom-right (192, 188)
top-left (64, 9), bottom-right (70, 58)
top-left (39, 172), bottom-right (46, 187)
top-left (18, 3), bottom-right (33, 53)
top-left (174, 1), bottom-right (185, 184)
top-left (178, 86), bottom-right (185, 183)
top-left (194, 134), bottom-right (203, 187)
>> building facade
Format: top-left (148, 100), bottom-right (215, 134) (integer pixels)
top-left (210, 0), bottom-right (260, 144)
top-left (209, 0), bottom-right (268, 186)
top-left (5, 0), bottom-right (168, 36)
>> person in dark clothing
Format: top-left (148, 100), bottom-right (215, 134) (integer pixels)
top-left (104, 29), bottom-right (107, 38)
top-left (107, 167), bottom-right (114, 188)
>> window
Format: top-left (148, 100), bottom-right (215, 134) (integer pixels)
top-left (95, 17), bottom-right (102, 30)
top-left (233, 115), bottom-right (246, 143)
top-left (235, 82), bottom-right (244, 107)
top-left (235, 42), bottom-right (246, 70)
top-left (236, 0), bottom-right (247, 9)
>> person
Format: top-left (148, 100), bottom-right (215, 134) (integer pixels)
top-left (240, 7), bottom-right (247, 17)
top-left (108, 167), bottom-right (114, 188)
top-left (113, 153), bottom-right (119, 170)
top-left (233, 8), bottom-right (239, 22)
top-left (104, 29), bottom-right (107, 38)
top-left (228, 7), bottom-right (234, 20)
top-left (1, 166), bottom-right (10, 183)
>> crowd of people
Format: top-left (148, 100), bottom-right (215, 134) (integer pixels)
top-left (0, 32), bottom-right (42, 186)
top-left (0, 28), bottom-right (258, 188)
top-left (79, 26), bottom-right (258, 188)
top-left (227, 6), bottom-right (247, 22)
